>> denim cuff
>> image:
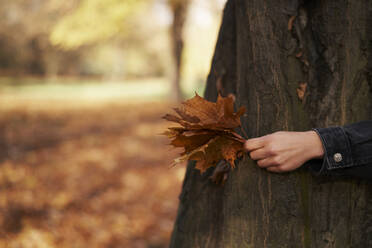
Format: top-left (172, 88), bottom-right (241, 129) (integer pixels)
top-left (312, 127), bottom-right (354, 173)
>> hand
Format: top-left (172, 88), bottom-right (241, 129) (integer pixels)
top-left (244, 131), bottom-right (324, 173)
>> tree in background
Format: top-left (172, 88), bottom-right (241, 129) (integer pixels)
top-left (50, 0), bottom-right (146, 49)
top-left (168, 0), bottom-right (190, 101)
top-left (170, 0), bottom-right (372, 247)
top-left (0, 0), bottom-right (223, 102)
top-left (0, 0), bottom-right (175, 79)
top-left (51, 0), bottom-right (191, 100)
top-left (0, 0), bottom-right (82, 76)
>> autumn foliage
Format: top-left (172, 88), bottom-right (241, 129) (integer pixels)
top-left (0, 102), bottom-right (183, 248)
top-left (163, 94), bottom-right (246, 176)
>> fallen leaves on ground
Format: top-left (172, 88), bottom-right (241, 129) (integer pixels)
top-left (0, 102), bottom-right (182, 248)
top-left (163, 94), bottom-right (246, 179)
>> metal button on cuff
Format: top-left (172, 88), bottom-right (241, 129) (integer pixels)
top-left (333, 153), bottom-right (342, 163)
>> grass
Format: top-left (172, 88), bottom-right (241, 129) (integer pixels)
top-left (0, 77), bottom-right (205, 107)
top-left (0, 77), bottom-right (166, 102)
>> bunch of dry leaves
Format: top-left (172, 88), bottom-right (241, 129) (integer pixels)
top-left (163, 94), bottom-right (247, 184)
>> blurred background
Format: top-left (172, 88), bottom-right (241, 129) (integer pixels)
top-left (0, 0), bottom-right (225, 247)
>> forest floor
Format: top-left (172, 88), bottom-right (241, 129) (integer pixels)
top-left (0, 97), bottom-right (186, 248)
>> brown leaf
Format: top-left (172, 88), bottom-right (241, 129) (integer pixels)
top-left (179, 93), bottom-right (220, 125)
top-left (170, 131), bottom-right (215, 155)
top-left (164, 93), bottom-right (245, 130)
top-left (163, 94), bottom-right (247, 182)
top-left (192, 136), bottom-right (242, 173)
top-left (173, 108), bottom-right (200, 123)
top-left (172, 135), bottom-right (244, 173)
top-left (163, 114), bottom-right (182, 123)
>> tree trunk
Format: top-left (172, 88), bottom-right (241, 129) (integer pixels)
top-left (170, 0), bottom-right (372, 247)
top-left (169, 0), bottom-right (189, 102)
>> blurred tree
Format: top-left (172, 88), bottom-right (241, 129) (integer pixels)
top-left (50, 0), bottom-right (146, 49)
top-left (51, 0), bottom-right (190, 98)
top-left (50, 0), bottom-right (172, 79)
top-left (0, 0), bottom-right (219, 88)
top-left (0, 0), bottom-right (84, 76)
top-left (168, 0), bottom-right (190, 101)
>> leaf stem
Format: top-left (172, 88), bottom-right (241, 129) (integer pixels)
top-left (240, 126), bottom-right (249, 140)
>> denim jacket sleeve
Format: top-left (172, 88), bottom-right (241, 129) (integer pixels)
top-left (309, 121), bottom-right (372, 180)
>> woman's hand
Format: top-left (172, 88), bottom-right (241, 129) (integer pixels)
top-left (244, 131), bottom-right (324, 173)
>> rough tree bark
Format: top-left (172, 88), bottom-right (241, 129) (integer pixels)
top-left (170, 0), bottom-right (372, 247)
top-left (169, 0), bottom-right (190, 102)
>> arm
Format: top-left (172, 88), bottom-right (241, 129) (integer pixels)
top-left (312, 121), bottom-right (372, 179)
top-left (244, 121), bottom-right (372, 179)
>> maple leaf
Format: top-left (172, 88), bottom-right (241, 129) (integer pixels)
top-left (163, 93), bottom-right (246, 130)
top-left (163, 93), bottom-right (247, 184)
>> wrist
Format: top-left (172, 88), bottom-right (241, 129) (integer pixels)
top-left (304, 131), bottom-right (324, 160)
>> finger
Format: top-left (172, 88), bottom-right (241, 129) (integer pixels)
top-left (257, 157), bottom-right (280, 168)
top-left (249, 148), bottom-right (271, 160)
top-left (244, 137), bottom-right (265, 151)
top-left (266, 166), bottom-right (285, 173)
